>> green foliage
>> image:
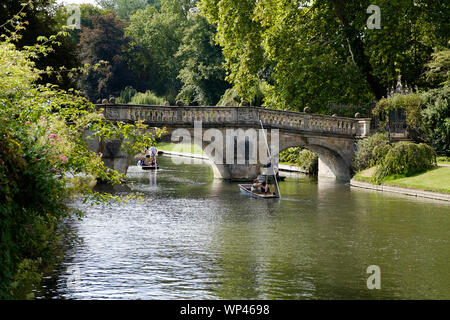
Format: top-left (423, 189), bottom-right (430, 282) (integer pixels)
top-left (0, 118), bottom-right (68, 299)
top-left (129, 90), bottom-right (165, 105)
top-left (425, 47), bottom-right (450, 88)
top-left (176, 14), bottom-right (230, 106)
top-left (352, 132), bottom-right (390, 172)
top-left (279, 147), bottom-right (318, 174)
top-left (199, 0), bottom-right (273, 106)
top-left (372, 142), bottom-right (437, 184)
top-left (373, 76), bottom-right (449, 156)
top-left (420, 85), bottom-right (450, 156)
top-left (372, 143), bottom-right (392, 168)
top-left (126, 1), bottom-right (189, 97)
top-left (199, 0), bottom-right (449, 111)
top-left (78, 12), bottom-right (138, 101)
top-left (117, 86), bottom-right (138, 104)
top-left (437, 156), bottom-right (450, 164)
top-left (96, 0), bottom-right (149, 20)
top-left (279, 147), bottom-right (302, 164)
top-left (216, 82), bottom-right (266, 107)
top-left (0, 0), bottom-right (80, 89)
top-left (373, 93), bottom-right (424, 132)
top-left (0, 25), bottom-right (160, 298)
top-left (216, 88), bottom-right (241, 106)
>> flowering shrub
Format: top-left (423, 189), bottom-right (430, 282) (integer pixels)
top-left (0, 23), bottom-right (161, 298)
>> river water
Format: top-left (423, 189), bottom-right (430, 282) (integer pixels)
top-left (39, 155), bottom-right (450, 299)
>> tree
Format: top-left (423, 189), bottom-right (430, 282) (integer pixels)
top-left (176, 13), bottom-right (229, 105)
top-left (78, 13), bottom-right (138, 101)
top-left (126, 0), bottom-right (197, 99)
top-left (425, 47), bottom-right (450, 88)
top-left (0, 20), bottom-right (160, 298)
top-left (0, 0), bottom-right (80, 90)
top-left (199, 0), bottom-right (270, 105)
top-left (421, 86), bottom-right (449, 155)
top-left (199, 0), bottom-right (450, 112)
top-left (96, 0), bottom-right (153, 20)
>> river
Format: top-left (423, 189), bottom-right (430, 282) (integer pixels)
top-left (38, 155), bottom-right (450, 299)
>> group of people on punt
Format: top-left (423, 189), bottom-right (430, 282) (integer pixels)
top-left (137, 144), bottom-right (158, 167)
top-left (250, 162), bottom-right (278, 195)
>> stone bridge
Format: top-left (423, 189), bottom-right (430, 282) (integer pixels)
top-left (88, 104), bottom-right (371, 181)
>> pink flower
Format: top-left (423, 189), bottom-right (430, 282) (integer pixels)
top-left (26, 121), bottom-right (31, 125)
top-left (60, 155), bottom-right (68, 163)
top-left (98, 113), bottom-right (104, 118)
top-left (50, 168), bottom-right (56, 172)
top-left (40, 116), bottom-right (46, 121)
top-left (49, 133), bottom-right (57, 139)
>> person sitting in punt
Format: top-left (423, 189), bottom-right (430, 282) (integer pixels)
top-left (251, 179), bottom-right (261, 192)
top-left (260, 181), bottom-right (270, 194)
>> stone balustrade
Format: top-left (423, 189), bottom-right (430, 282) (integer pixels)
top-left (99, 104), bottom-right (370, 137)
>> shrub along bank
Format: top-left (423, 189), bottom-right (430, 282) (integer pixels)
top-left (0, 28), bottom-right (159, 298)
top-left (279, 147), bottom-right (318, 174)
top-left (352, 136), bottom-right (447, 194)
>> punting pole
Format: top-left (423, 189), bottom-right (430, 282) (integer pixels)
top-left (260, 120), bottom-right (281, 199)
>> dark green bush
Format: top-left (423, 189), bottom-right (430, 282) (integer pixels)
top-left (372, 143), bottom-right (392, 165)
top-left (352, 132), bottom-right (390, 172)
top-left (420, 86), bottom-right (449, 156)
top-left (372, 142), bottom-right (437, 183)
top-left (298, 149), bottom-right (319, 174)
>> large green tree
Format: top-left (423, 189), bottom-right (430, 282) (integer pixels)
top-left (199, 0), bottom-right (450, 112)
top-left (176, 13), bottom-right (230, 105)
top-left (78, 13), bottom-right (138, 101)
top-left (126, 0), bottom-right (198, 99)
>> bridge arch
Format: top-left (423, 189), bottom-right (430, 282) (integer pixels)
top-left (272, 131), bottom-right (354, 181)
top-left (94, 104), bottom-right (370, 181)
top-left (160, 127), bottom-right (354, 181)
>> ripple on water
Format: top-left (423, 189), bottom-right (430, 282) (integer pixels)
top-left (39, 157), bottom-right (450, 300)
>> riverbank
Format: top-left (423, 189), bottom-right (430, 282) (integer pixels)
top-left (351, 166), bottom-right (450, 201)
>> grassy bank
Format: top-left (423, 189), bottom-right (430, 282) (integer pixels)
top-left (354, 166), bottom-right (450, 194)
top-left (437, 156), bottom-right (450, 165)
top-left (156, 142), bottom-right (205, 156)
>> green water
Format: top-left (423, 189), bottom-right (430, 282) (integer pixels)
top-left (39, 155), bottom-right (450, 299)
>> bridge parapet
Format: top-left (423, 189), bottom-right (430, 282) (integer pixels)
top-left (99, 104), bottom-right (370, 137)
